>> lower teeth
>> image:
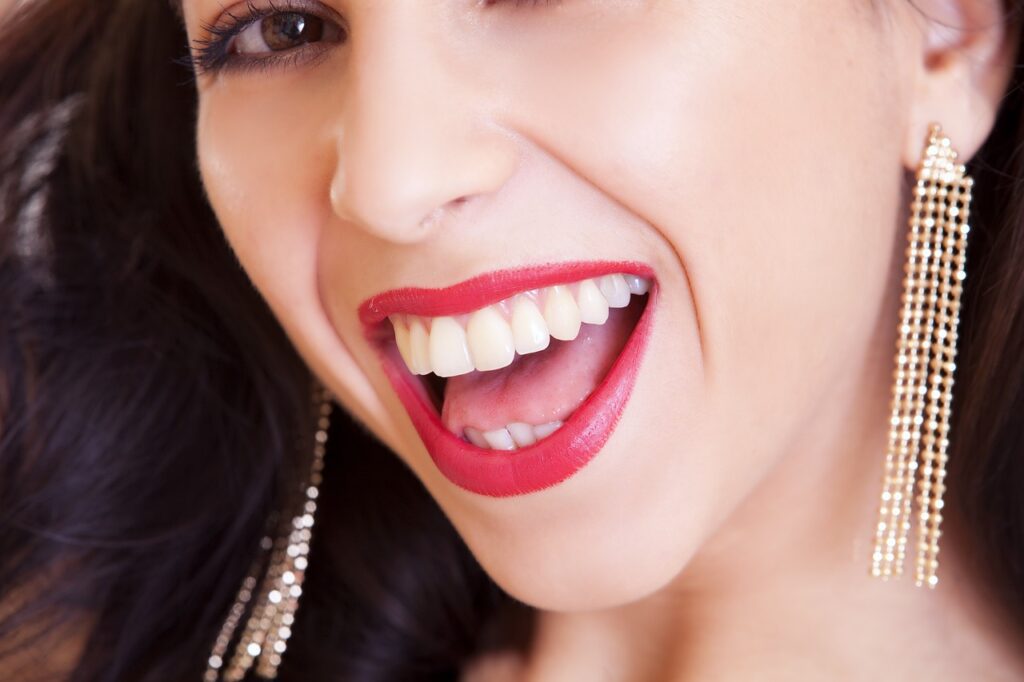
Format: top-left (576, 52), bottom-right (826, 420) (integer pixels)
top-left (464, 421), bottom-right (564, 451)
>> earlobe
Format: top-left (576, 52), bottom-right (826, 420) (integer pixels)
top-left (901, 0), bottom-right (1018, 168)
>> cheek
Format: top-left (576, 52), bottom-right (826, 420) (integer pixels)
top-left (465, 0), bottom-right (908, 592)
top-left (194, 81), bottom-right (403, 448)
top-left (685, 9), bottom-right (906, 449)
top-left (525, 2), bottom-right (904, 430)
top-left (195, 82), bottom-right (332, 312)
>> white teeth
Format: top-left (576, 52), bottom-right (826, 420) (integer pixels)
top-left (483, 428), bottom-right (516, 450)
top-left (624, 274), bottom-right (650, 295)
top-left (408, 317), bottom-right (433, 375)
top-left (466, 306), bottom-right (516, 371)
top-left (506, 422), bottom-right (537, 447)
top-left (391, 315), bottom-right (414, 370)
top-left (576, 279), bottom-right (610, 325)
top-left (464, 420), bottom-right (565, 450)
top-left (533, 421), bottom-right (563, 439)
top-left (429, 317), bottom-right (474, 378)
top-left (387, 273), bottom-right (650, 377)
top-left (544, 285), bottom-right (582, 341)
top-left (511, 296), bottom-right (550, 355)
top-left (599, 274), bottom-right (632, 308)
top-left (464, 427), bottom-right (489, 448)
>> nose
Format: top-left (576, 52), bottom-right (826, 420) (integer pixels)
top-left (328, 14), bottom-right (517, 244)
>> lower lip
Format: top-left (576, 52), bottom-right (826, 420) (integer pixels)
top-left (376, 283), bottom-right (657, 497)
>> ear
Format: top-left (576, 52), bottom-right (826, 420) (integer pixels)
top-left (901, 0), bottom-right (1019, 167)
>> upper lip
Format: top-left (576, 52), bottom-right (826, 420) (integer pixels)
top-left (358, 260), bottom-right (655, 338)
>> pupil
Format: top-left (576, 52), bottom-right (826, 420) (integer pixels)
top-left (262, 13), bottom-right (324, 51)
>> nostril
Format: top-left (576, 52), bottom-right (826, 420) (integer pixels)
top-left (418, 205), bottom-right (446, 232)
top-left (419, 195), bottom-right (469, 232)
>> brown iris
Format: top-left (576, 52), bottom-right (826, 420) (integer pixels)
top-left (259, 13), bottom-right (325, 51)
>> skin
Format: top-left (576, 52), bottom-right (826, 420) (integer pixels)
top-left (181, 0), bottom-right (1023, 678)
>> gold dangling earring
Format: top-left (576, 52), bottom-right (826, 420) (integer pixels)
top-left (870, 124), bottom-right (973, 588)
top-left (205, 384), bottom-right (334, 681)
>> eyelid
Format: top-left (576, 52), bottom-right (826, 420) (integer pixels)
top-left (201, 0), bottom-right (339, 38)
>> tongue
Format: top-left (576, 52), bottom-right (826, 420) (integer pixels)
top-left (441, 300), bottom-right (643, 437)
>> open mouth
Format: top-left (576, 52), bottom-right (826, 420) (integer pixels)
top-left (359, 261), bottom-right (656, 497)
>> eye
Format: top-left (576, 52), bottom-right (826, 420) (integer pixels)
top-left (188, 0), bottom-right (558, 76)
top-left (188, 3), bottom-right (349, 76)
top-left (232, 12), bottom-right (343, 56)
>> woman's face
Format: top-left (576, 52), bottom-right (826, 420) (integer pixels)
top-left (180, 0), bottom-right (993, 610)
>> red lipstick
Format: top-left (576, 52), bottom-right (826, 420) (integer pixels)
top-left (361, 261), bottom-right (656, 497)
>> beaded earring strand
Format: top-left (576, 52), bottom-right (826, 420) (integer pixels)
top-left (870, 124), bottom-right (972, 588)
top-left (205, 385), bottom-right (334, 680)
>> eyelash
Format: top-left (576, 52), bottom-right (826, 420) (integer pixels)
top-left (188, 0), bottom-right (563, 77)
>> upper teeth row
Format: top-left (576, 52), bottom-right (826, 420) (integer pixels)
top-left (389, 273), bottom-right (651, 378)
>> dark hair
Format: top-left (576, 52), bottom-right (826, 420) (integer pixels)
top-left (0, 0), bottom-right (1020, 679)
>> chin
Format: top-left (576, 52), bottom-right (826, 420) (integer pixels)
top-left (476, 514), bottom-right (700, 614)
